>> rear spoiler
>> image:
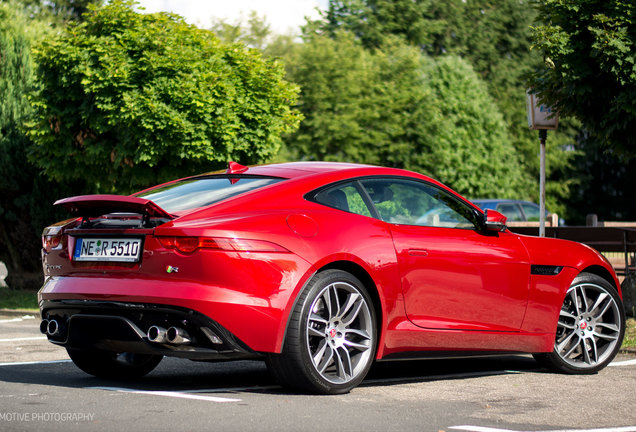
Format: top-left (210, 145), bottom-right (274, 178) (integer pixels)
top-left (54, 195), bottom-right (173, 220)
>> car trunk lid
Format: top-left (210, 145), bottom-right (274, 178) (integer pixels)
top-left (55, 194), bottom-right (174, 220)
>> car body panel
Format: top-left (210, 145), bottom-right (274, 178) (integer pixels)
top-left (390, 225), bottom-right (530, 332)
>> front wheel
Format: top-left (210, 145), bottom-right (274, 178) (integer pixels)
top-left (534, 272), bottom-right (625, 374)
top-left (267, 270), bottom-right (377, 394)
top-left (67, 348), bottom-right (163, 379)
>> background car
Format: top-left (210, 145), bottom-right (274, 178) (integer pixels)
top-left (39, 162), bottom-right (625, 394)
top-left (472, 199), bottom-right (546, 222)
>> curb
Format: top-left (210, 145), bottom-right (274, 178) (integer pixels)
top-left (0, 309), bottom-right (39, 317)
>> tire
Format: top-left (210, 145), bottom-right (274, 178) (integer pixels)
top-left (534, 272), bottom-right (625, 374)
top-left (267, 270), bottom-right (377, 394)
top-left (66, 348), bottom-right (162, 379)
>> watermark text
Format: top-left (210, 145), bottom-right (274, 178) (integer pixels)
top-left (0, 412), bottom-right (95, 422)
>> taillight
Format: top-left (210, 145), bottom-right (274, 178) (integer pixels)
top-left (42, 227), bottom-right (63, 252)
top-left (156, 236), bottom-right (288, 254)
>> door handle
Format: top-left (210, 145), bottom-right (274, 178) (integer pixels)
top-left (407, 249), bottom-right (429, 257)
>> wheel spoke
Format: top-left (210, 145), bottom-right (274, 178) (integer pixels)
top-left (589, 293), bottom-right (609, 316)
top-left (337, 292), bottom-right (360, 320)
top-left (592, 298), bottom-right (612, 320)
top-left (309, 313), bottom-right (328, 326)
top-left (345, 328), bottom-right (371, 340)
top-left (579, 286), bottom-right (590, 313)
top-left (308, 325), bottom-right (324, 338)
top-left (569, 289), bottom-right (582, 316)
top-left (558, 332), bottom-right (579, 358)
top-left (333, 347), bottom-right (352, 380)
top-left (595, 322), bottom-right (619, 333)
top-left (323, 289), bottom-right (333, 318)
top-left (314, 341), bottom-right (333, 373)
top-left (557, 319), bottom-right (576, 330)
top-left (341, 296), bottom-right (364, 326)
top-left (582, 339), bottom-right (592, 364)
top-left (559, 309), bottom-right (576, 320)
top-left (333, 285), bottom-right (342, 318)
top-left (588, 337), bottom-right (599, 364)
top-left (343, 338), bottom-right (370, 351)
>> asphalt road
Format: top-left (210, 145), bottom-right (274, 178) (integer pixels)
top-left (1, 312), bottom-right (635, 432)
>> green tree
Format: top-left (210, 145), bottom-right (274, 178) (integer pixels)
top-left (321, 0), bottom-right (445, 50)
top-left (318, 0), bottom-right (579, 214)
top-left (563, 134), bottom-right (636, 223)
top-left (9, 0), bottom-right (103, 22)
top-left (26, 0), bottom-right (301, 193)
top-left (284, 33), bottom-right (530, 198)
top-left (531, 0), bottom-right (636, 156)
top-left (0, 1), bottom-right (81, 285)
top-left (210, 10), bottom-right (273, 51)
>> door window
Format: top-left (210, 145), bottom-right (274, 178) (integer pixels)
top-left (359, 178), bottom-right (479, 229)
top-left (314, 183), bottom-right (373, 217)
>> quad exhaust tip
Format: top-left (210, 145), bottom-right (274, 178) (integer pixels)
top-left (39, 319), bottom-right (49, 334)
top-left (40, 319), bottom-right (60, 336)
top-left (147, 326), bottom-right (168, 343)
top-left (147, 326), bottom-right (191, 345)
top-left (166, 327), bottom-right (190, 344)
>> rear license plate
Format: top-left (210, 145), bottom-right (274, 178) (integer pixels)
top-left (73, 238), bottom-right (142, 262)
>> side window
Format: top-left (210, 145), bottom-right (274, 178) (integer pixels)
top-left (360, 178), bottom-right (479, 229)
top-left (496, 203), bottom-right (524, 221)
top-left (520, 203), bottom-right (541, 222)
top-left (314, 183), bottom-right (373, 217)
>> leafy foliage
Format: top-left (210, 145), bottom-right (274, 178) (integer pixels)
top-left (564, 132), bottom-right (636, 224)
top-left (0, 1), bottom-right (80, 279)
top-left (282, 33), bottom-right (529, 198)
top-left (531, 0), bottom-right (636, 156)
top-left (26, 0), bottom-right (300, 193)
top-left (313, 0), bottom-right (578, 211)
top-left (10, 0), bottom-right (104, 22)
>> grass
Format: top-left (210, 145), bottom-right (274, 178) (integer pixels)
top-left (624, 318), bottom-right (636, 349)
top-left (0, 289), bottom-right (39, 311)
top-left (1, 288), bottom-right (635, 349)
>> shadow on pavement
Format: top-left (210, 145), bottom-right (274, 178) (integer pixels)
top-left (0, 354), bottom-right (544, 395)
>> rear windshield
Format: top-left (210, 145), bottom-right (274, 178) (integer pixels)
top-left (136, 176), bottom-right (284, 213)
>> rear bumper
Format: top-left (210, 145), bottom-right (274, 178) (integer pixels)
top-left (38, 263), bottom-right (313, 353)
top-left (40, 299), bottom-right (261, 361)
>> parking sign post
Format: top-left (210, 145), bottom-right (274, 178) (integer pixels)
top-left (526, 89), bottom-right (558, 237)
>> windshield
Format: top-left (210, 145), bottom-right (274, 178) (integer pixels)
top-left (136, 176), bottom-right (284, 213)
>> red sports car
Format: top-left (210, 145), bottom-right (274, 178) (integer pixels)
top-left (39, 162), bottom-right (625, 394)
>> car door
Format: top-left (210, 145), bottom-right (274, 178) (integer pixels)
top-left (359, 178), bottom-right (531, 332)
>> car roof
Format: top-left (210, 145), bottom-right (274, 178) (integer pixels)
top-left (472, 199), bottom-right (537, 206)
top-left (227, 161), bottom-right (378, 179)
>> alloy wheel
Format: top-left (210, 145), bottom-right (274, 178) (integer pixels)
top-left (555, 281), bottom-right (622, 369)
top-left (305, 281), bottom-right (374, 384)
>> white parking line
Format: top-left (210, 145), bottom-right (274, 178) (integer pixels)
top-left (608, 358), bottom-right (636, 367)
top-left (0, 316), bottom-right (35, 323)
top-left (88, 386), bottom-right (242, 403)
top-left (450, 426), bottom-right (636, 432)
top-left (0, 336), bottom-right (47, 343)
top-left (0, 359), bottom-right (71, 367)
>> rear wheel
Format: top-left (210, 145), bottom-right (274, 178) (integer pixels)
top-left (267, 270), bottom-right (377, 394)
top-left (534, 272), bottom-right (625, 374)
top-left (67, 348), bottom-right (162, 379)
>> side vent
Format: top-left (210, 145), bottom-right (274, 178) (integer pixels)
top-left (531, 265), bottom-right (564, 276)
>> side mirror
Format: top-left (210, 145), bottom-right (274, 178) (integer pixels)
top-left (484, 209), bottom-right (507, 232)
